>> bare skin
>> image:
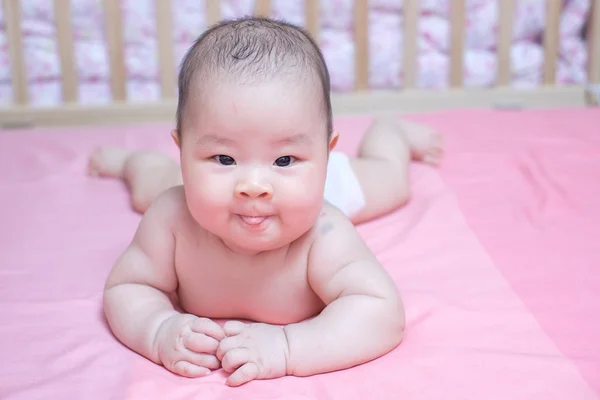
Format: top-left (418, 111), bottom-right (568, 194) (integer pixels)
top-left (89, 116), bottom-right (443, 222)
top-left (102, 79), bottom-right (441, 387)
top-left (104, 188), bottom-right (403, 384)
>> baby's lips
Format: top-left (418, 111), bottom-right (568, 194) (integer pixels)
top-left (239, 216), bottom-right (267, 225)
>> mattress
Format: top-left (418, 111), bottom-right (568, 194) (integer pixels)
top-left (0, 107), bottom-right (599, 399)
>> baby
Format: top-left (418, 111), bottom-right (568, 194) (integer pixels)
top-left (98, 17), bottom-right (443, 387)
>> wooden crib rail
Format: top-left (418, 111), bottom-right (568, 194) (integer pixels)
top-left (496, 0), bottom-right (514, 85)
top-left (354, 0), bottom-right (369, 90)
top-left (3, 0), bottom-right (27, 105)
top-left (54, 0), bottom-right (77, 103)
top-left (156, 0), bottom-right (176, 99)
top-left (590, 0), bottom-right (600, 84)
top-left (1, 0), bottom-right (598, 128)
top-left (402, 0), bottom-right (419, 89)
top-left (543, 0), bottom-right (562, 85)
top-left (102, 0), bottom-right (126, 102)
top-left (305, 0), bottom-right (320, 45)
top-left (449, 0), bottom-right (466, 87)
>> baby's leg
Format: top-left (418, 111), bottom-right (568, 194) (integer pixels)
top-left (348, 116), bottom-right (443, 224)
top-left (88, 148), bottom-right (182, 213)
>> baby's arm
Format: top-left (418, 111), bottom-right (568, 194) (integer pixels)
top-left (215, 207), bottom-right (404, 386)
top-left (285, 207), bottom-right (405, 376)
top-left (103, 188), bottom-right (224, 377)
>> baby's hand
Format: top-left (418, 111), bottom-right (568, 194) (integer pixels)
top-left (155, 313), bottom-right (225, 378)
top-left (216, 321), bottom-right (289, 387)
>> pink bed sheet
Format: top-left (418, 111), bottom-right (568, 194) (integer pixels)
top-left (0, 108), bottom-right (598, 399)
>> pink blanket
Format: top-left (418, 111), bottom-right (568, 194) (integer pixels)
top-left (1, 108), bottom-right (599, 399)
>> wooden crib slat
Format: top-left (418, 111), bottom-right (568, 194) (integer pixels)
top-left (102, 0), bottom-right (127, 101)
top-left (305, 0), bottom-right (320, 43)
top-left (403, 0), bottom-right (419, 89)
top-left (588, 0), bottom-right (600, 83)
top-left (354, 0), bottom-right (369, 91)
top-left (156, 0), bottom-right (176, 99)
top-left (496, 0), bottom-right (514, 86)
top-left (449, 0), bottom-right (466, 88)
top-left (254, 0), bottom-right (271, 17)
top-left (206, 0), bottom-right (221, 26)
top-left (543, 0), bottom-right (562, 85)
top-left (54, 0), bottom-right (78, 102)
top-left (3, 0), bottom-right (28, 105)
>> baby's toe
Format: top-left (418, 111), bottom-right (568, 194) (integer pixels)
top-left (423, 153), bottom-right (442, 166)
top-left (87, 147), bottom-right (131, 178)
top-left (87, 150), bottom-right (106, 177)
top-left (422, 133), bottom-right (444, 164)
top-left (433, 132), bottom-right (444, 148)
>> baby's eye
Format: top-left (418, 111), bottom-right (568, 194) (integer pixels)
top-left (274, 156), bottom-right (296, 167)
top-left (213, 155), bottom-right (236, 166)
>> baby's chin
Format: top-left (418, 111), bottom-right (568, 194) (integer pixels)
top-left (221, 224), bottom-right (310, 255)
top-left (193, 212), bottom-right (317, 254)
top-left (221, 235), bottom-right (290, 255)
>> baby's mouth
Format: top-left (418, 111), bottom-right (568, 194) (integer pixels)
top-left (239, 215), bottom-right (266, 225)
top-left (237, 215), bottom-right (274, 227)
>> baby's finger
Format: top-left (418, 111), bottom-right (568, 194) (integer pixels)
top-left (216, 335), bottom-right (243, 361)
top-left (190, 318), bottom-right (225, 341)
top-left (226, 362), bottom-right (260, 387)
top-left (223, 320), bottom-right (247, 337)
top-left (184, 350), bottom-right (221, 370)
top-left (171, 360), bottom-right (211, 378)
top-left (221, 347), bottom-right (251, 373)
top-left (183, 331), bottom-right (219, 354)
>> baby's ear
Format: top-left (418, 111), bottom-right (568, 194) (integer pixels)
top-left (171, 129), bottom-right (181, 149)
top-left (329, 131), bottom-right (340, 152)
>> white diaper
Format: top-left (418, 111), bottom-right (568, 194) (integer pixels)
top-left (323, 151), bottom-right (366, 218)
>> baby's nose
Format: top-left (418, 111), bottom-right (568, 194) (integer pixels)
top-left (235, 180), bottom-right (273, 199)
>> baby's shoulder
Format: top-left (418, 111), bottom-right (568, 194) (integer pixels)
top-left (310, 203), bottom-right (355, 235)
top-left (153, 185), bottom-right (186, 209)
top-left (305, 204), bottom-right (376, 283)
top-left (307, 203), bottom-right (367, 251)
top-left (139, 185), bottom-right (188, 229)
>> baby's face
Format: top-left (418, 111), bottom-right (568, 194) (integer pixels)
top-left (178, 79), bottom-right (333, 254)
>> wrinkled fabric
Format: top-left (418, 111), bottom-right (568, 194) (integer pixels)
top-left (1, 108), bottom-right (599, 399)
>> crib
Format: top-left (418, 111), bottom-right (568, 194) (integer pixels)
top-left (1, 1), bottom-right (600, 400)
top-left (1, 0), bottom-right (599, 128)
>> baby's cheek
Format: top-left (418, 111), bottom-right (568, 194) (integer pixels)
top-left (279, 177), bottom-right (324, 208)
top-left (185, 175), bottom-right (231, 211)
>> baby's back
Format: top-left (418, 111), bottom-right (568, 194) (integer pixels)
top-left (169, 187), bottom-right (325, 325)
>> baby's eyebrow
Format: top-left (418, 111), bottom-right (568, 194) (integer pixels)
top-left (274, 133), bottom-right (312, 146)
top-left (196, 134), bottom-right (235, 147)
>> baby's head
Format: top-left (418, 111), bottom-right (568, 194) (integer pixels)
top-left (173, 17), bottom-right (338, 254)
top-left (174, 16), bottom-right (333, 142)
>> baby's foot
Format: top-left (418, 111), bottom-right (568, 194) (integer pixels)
top-left (88, 147), bottom-right (134, 178)
top-left (399, 120), bottom-right (444, 166)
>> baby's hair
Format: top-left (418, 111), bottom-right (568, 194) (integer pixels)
top-left (175, 16), bottom-right (332, 140)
